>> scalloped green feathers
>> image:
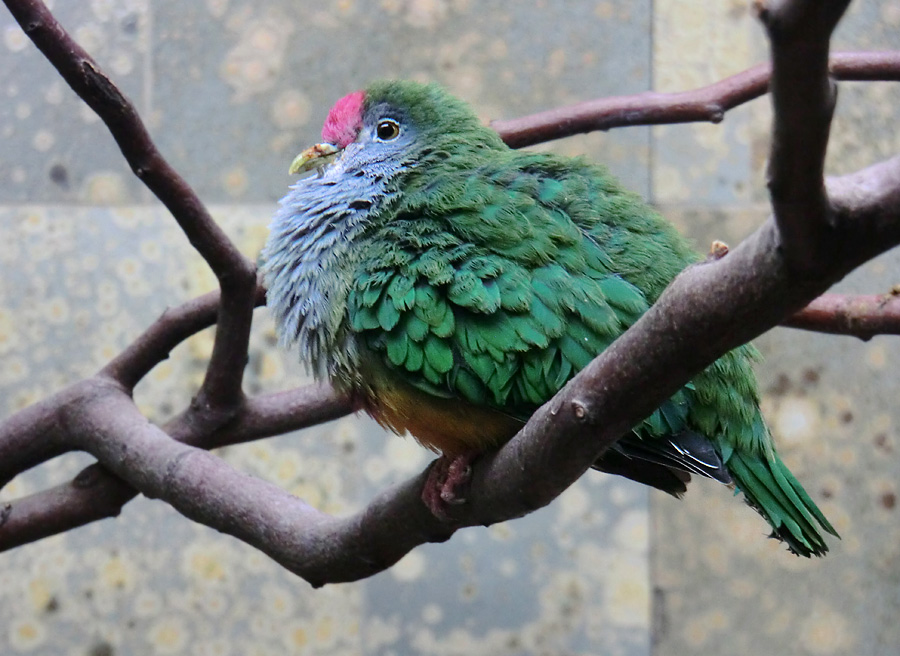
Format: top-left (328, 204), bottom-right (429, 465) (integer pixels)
top-left (348, 155), bottom-right (693, 432)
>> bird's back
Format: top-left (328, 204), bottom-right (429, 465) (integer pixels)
top-left (346, 150), bottom-right (836, 555)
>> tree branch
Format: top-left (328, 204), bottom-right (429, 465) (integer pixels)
top-left (491, 51), bottom-right (900, 149)
top-left (783, 291), bottom-right (900, 339)
top-left (100, 283), bottom-right (267, 388)
top-left (757, 0), bottom-right (849, 272)
top-left (0, 382), bottom-right (353, 551)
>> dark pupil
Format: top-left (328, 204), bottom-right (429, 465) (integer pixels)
top-left (377, 121), bottom-right (397, 140)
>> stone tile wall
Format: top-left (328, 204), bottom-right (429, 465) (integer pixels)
top-left (0, 2), bottom-right (896, 655)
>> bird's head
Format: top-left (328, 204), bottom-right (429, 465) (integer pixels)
top-left (285, 80), bottom-right (505, 178)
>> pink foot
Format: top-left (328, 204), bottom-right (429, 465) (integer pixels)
top-left (422, 452), bottom-right (478, 521)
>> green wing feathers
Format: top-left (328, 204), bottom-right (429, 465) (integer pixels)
top-left (347, 152), bottom-right (836, 555)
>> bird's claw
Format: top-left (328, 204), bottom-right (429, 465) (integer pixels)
top-left (423, 453), bottom-right (477, 520)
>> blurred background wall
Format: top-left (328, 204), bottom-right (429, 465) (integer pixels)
top-left (0, 1), bottom-right (897, 654)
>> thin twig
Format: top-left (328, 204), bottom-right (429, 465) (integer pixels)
top-left (492, 51), bottom-right (900, 149)
top-left (783, 291), bottom-right (900, 339)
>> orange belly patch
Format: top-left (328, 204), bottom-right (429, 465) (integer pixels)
top-left (361, 369), bottom-right (524, 456)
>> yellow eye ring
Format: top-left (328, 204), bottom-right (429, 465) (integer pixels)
top-left (376, 119), bottom-right (400, 141)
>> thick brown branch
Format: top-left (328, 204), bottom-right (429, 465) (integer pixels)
top-left (0, 383), bottom-right (353, 552)
top-left (491, 51), bottom-right (900, 149)
top-left (4, 280), bottom-right (897, 549)
top-left (757, 0), bottom-right (850, 272)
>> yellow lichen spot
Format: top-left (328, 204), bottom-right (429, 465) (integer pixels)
top-left (384, 434), bottom-right (427, 473)
top-left (258, 352), bottom-right (283, 381)
top-left (729, 577), bottom-right (756, 598)
top-left (800, 606), bottom-right (854, 654)
top-left (0, 313), bottom-right (19, 355)
top-left (188, 329), bottom-right (216, 361)
top-left (84, 171), bottom-right (127, 203)
top-left (364, 456), bottom-right (388, 484)
top-left (206, 0), bottom-right (229, 18)
top-left (613, 510), bottom-right (648, 549)
top-left (774, 396), bottom-right (819, 446)
top-left (654, 164), bottom-right (690, 203)
top-left (404, 0), bottom-right (449, 29)
top-left (702, 542), bottom-right (729, 575)
top-left (557, 483), bottom-right (589, 524)
top-left (263, 585), bottom-right (294, 617)
top-left (148, 618), bottom-right (188, 654)
top-left (605, 554), bottom-right (649, 627)
top-left (290, 626), bottom-right (308, 649)
top-left (391, 550), bottom-right (425, 582)
top-left (28, 578), bottom-right (53, 611)
top-left (422, 603), bottom-right (442, 624)
top-left (24, 211), bottom-right (45, 229)
top-left (185, 545), bottom-right (228, 582)
top-left (546, 48), bottom-right (566, 76)
top-left (13, 389), bottom-right (41, 411)
top-left (116, 257), bottom-right (141, 281)
top-left (44, 297), bottom-right (70, 324)
top-left (488, 38), bottom-right (507, 59)
top-left (274, 453), bottom-right (299, 483)
top-left (151, 360), bottom-right (174, 382)
top-left (315, 616), bottom-right (335, 644)
top-left (595, 1), bottom-right (614, 18)
top-left (110, 52), bottom-right (134, 76)
top-left (101, 555), bottom-right (135, 591)
top-left (31, 130), bottom-right (56, 153)
top-left (271, 88), bottom-right (312, 130)
top-left (140, 240), bottom-right (162, 261)
top-left (291, 481), bottom-right (322, 508)
top-left (220, 14), bottom-right (294, 101)
top-left (222, 166), bottom-right (249, 198)
top-left (765, 610), bottom-right (791, 636)
top-left (487, 522), bottom-right (513, 542)
top-left (133, 591), bottom-right (163, 618)
top-left (4, 24), bottom-right (29, 52)
top-left (10, 619), bottom-right (45, 649)
top-left (866, 342), bottom-right (887, 369)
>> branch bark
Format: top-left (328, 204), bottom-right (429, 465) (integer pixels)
top-left (0, 381), bottom-right (353, 551)
top-left (491, 51), bottom-right (900, 149)
top-left (783, 291), bottom-right (900, 339)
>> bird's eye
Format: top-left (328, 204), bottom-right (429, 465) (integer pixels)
top-left (375, 119), bottom-right (400, 141)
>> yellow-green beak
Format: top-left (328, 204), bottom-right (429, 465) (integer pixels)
top-left (288, 143), bottom-right (341, 175)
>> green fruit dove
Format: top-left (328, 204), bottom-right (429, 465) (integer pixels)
top-left (262, 80), bottom-right (838, 556)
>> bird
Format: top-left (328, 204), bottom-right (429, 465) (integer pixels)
top-left (262, 80), bottom-right (838, 556)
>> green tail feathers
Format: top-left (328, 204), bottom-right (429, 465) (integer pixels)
top-left (726, 450), bottom-right (839, 557)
